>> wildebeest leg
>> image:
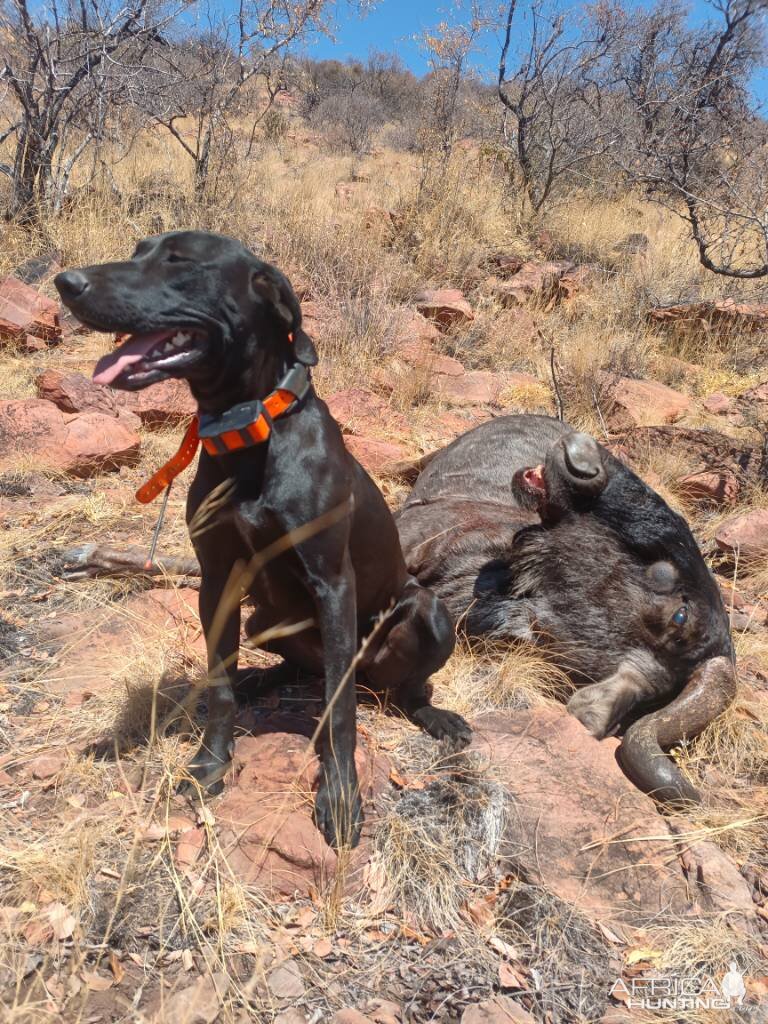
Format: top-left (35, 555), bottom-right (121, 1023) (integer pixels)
top-left (567, 663), bottom-right (658, 739)
top-left (363, 578), bottom-right (471, 746)
top-left (178, 569), bottom-right (239, 796)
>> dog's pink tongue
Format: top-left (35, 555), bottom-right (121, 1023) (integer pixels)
top-left (93, 331), bottom-right (172, 385)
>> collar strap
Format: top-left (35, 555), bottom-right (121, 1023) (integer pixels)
top-left (135, 362), bottom-right (311, 504)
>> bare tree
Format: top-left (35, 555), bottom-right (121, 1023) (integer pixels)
top-left (496, 0), bottom-right (616, 214)
top-left (610, 0), bottom-right (768, 278)
top-left (0, 0), bottom-right (176, 219)
top-left (147, 0), bottom-right (331, 197)
top-left (420, 2), bottom-right (488, 160)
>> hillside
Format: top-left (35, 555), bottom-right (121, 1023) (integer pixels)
top-left (1, 96), bottom-right (768, 1023)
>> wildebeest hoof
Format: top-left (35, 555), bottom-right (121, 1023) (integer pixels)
top-left (566, 688), bottom-right (615, 740)
top-left (411, 706), bottom-right (473, 748)
top-left (177, 753), bottom-right (230, 798)
top-left (314, 779), bottom-right (363, 850)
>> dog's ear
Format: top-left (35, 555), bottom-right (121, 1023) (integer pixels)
top-left (251, 266), bottom-right (318, 366)
top-left (289, 326), bottom-right (319, 366)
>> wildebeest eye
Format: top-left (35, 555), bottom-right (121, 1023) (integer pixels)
top-left (672, 607), bottom-right (688, 626)
top-left (165, 252), bottom-right (190, 264)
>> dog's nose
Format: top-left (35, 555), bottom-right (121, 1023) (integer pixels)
top-left (54, 270), bottom-right (90, 301)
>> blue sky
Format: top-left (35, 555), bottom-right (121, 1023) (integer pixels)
top-left (301, 0), bottom-right (767, 101)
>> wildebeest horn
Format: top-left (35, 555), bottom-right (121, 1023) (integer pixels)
top-left (618, 656), bottom-right (736, 805)
top-left (560, 433), bottom-right (607, 496)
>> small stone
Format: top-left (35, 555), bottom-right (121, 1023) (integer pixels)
top-left (702, 392), bottom-right (734, 416)
top-left (608, 378), bottom-right (691, 428)
top-left (267, 959), bottom-right (306, 1001)
top-left (415, 289), bottom-right (474, 330)
top-left (366, 998), bottom-right (402, 1023)
top-left (30, 753), bottom-right (67, 780)
top-left (461, 996), bottom-right (535, 1023)
top-left (716, 509), bottom-right (768, 561)
top-left (331, 1011), bottom-right (374, 1024)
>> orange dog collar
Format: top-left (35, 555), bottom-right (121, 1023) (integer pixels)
top-left (135, 362), bottom-right (311, 504)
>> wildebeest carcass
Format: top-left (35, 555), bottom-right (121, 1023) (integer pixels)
top-left (396, 414), bottom-right (736, 805)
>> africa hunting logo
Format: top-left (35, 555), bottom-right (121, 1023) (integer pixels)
top-left (610, 961), bottom-right (747, 1011)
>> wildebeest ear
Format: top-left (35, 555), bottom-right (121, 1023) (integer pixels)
top-left (251, 267), bottom-right (318, 365)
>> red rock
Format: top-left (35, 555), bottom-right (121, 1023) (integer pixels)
top-left (489, 260), bottom-right (575, 308)
top-left (175, 827), bottom-right (206, 870)
top-left (673, 828), bottom-right (755, 916)
top-left (487, 253), bottom-right (524, 278)
top-left (392, 310), bottom-right (441, 347)
top-left (365, 999), bottom-right (402, 1024)
top-left (415, 289), bottom-right (474, 330)
top-left (741, 381), bottom-right (768, 403)
top-left (30, 752), bottom-right (67, 780)
top-left (702, 392), bottom-right (734, 415)
top-left (557, 264), bottom-right (592, 301)
top-left (715, 509), bottom-right (768, 561)
top-left (470, 710), bottom-right (691, 923)
top-left (331, 1011), bottom-right (374, 1024)
top-left (0, 399), bottom-right (140, 477)
top-left (36, 370), bottom-right (195, 428)
top-left (461, 997), bottom-right (535, 1023)
top-left (364, 206), bottom-right (397, 235)
top-left (326, 388), bottom-right (410, 440)
top-left (300, 300), bottom-right (330, 338)
top-left (268, 959), bottom-right (306, 1000)
top-left (677, 470), bottom-right (740, 506)
top-left (152, 972), bottom-right (228, 1024)
top-left (438, 370), bottom-right (506, 406)
top-left (120, 379), bottom-right (196, 427)
top-left (0, 275), bottom-right (61, 344)
top-left (649, 298), bottom-right (768, 332)
top-left (23, 334), bottom-right (47, 353)
top-left (213, 724), bottom-right (389, 898)
top-left (37, 588), bottom-right (202, 695)
top-left (37, 370), bottom-right (121, 416)
top-left (344, 436), bottom-right (412, 475)
top-left (607, 378), bottom-right (691, 428)
top-left (394, 340), bottom-right (465, 378)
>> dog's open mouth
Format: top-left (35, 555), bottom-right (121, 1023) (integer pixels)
top-left (92, 328), bottom-right (208, 389)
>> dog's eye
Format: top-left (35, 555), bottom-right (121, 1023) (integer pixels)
top-left (671, 607), bottom-right (688, 627)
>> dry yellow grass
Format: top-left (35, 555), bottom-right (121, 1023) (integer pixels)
top-left (1, 117), bottom-right (767, 1023)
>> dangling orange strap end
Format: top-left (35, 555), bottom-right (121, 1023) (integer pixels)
top-left (136, 417), bottom-right (200, 504)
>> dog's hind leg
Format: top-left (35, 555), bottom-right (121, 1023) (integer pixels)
top-left (363, 578), bottom-right (472, 747)
top-left (178, 568), bottom-right (240, 797)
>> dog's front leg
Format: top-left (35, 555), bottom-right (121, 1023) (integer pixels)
top-left (308, 553), bottom-right (363, 850)
top-left (178, 571), bottom-right (239, 797)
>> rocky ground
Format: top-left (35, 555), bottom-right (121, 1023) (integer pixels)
top-left (1, 155), bottom-right (768, 1023)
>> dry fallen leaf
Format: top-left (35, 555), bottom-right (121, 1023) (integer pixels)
top-left (498, 961), bottom-right (527, 990)
top-left (313, 938), bottom-right (333, 958)
top-left (108, 952), bottom-right (125, 984)
top-left (197, 806), bottom-right (215, 827)
top-left (488, 934), bottom-right (518, 960)
top-left (82, 970), bottom-right (113, 992)
top-left (465, 897), bottom-right (495, 932)
top-left (48, 902), bottom-right (77, 942)
top-left (625, 947), bottom-right (663, 966)
top-left (596, 921), bottom-right (625, 945)
top-left (182, 949), bottom-right (194, 972)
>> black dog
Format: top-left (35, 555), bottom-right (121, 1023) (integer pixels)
top-left (55, 230), bottom-right (470, 848)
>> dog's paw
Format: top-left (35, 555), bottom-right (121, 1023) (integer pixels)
top-left (314, 778), bottom-right (364, 850)
top-left (411, 706), bottom-right (473, 749)
top-left (176, 751), bottom-right (230, 798)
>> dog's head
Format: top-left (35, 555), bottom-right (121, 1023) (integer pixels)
top-left (54, 231), bottom-right (317, 396)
